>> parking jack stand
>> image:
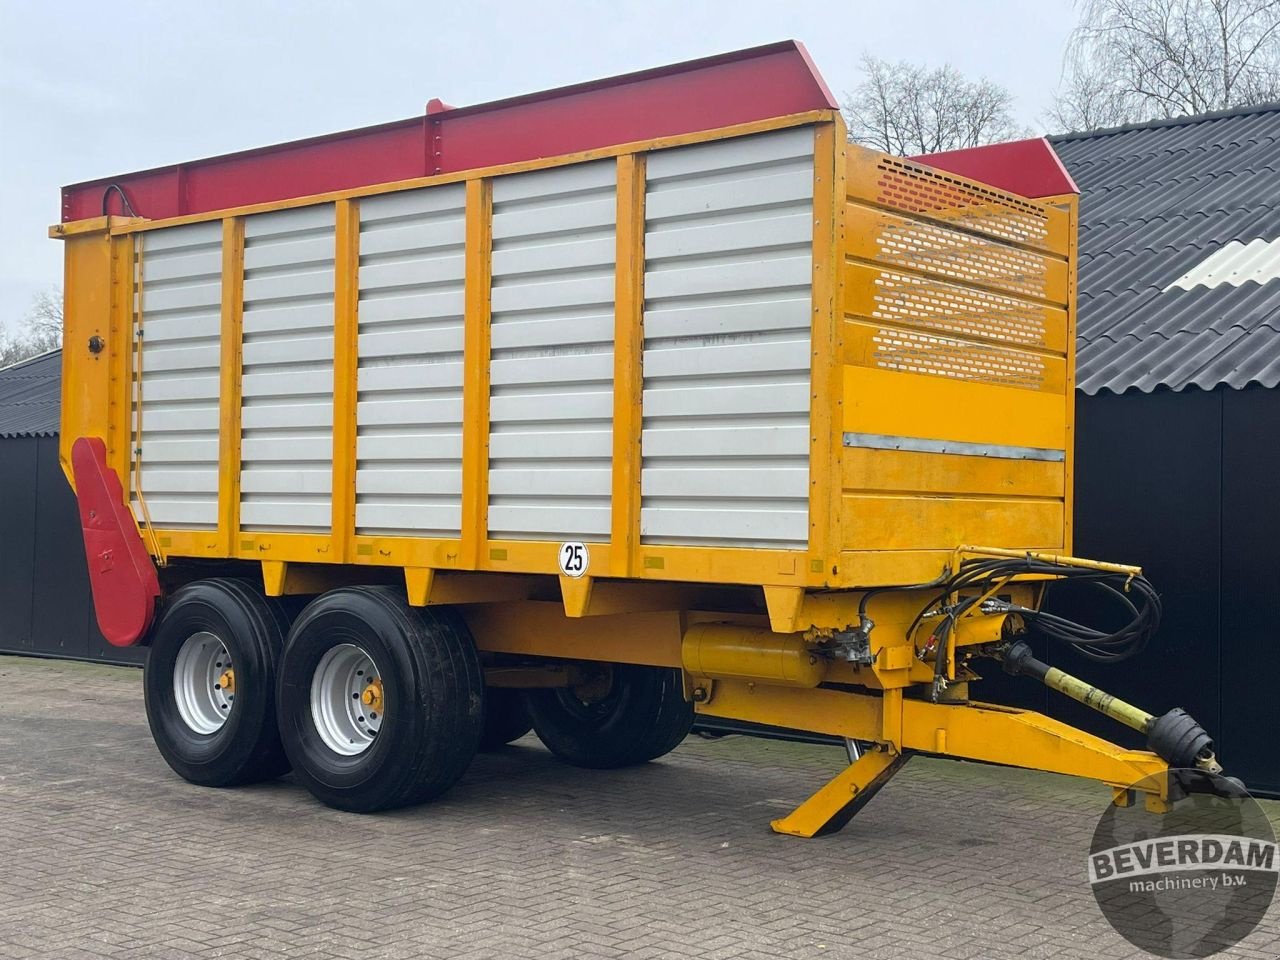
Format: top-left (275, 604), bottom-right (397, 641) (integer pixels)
top-left (770, 746), bottom-right (911, 838)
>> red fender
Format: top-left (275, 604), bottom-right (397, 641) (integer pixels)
top-left (71, 437), bottom-right (161, 646)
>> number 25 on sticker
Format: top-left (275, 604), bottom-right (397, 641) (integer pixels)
top-left (558, 541), bottom-right (589, 579)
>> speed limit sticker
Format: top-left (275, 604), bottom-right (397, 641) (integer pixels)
top-left (558, 541), bottom-right (589, 578)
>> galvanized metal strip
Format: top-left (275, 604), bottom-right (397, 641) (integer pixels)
top-left (842, 432), bottom-right (1066, 462)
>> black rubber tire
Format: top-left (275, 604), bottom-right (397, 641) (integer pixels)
top-left (479, 688), bottom-right (532, 750)
top-left (525, 664), bottom-right (693, 769)
top-left (143, 578), bottom-right (292, 787)
top-left (277, 588), bottom-right (484, 813)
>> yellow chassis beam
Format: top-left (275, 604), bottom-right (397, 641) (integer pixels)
top-left (696, 679), bottom-right (1169, 837)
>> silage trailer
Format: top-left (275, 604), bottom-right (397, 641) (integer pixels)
top-left (52, 41), bottom-right (1223, 836)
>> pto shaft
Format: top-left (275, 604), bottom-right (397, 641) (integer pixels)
top-left (1002, 641), bottom-right (1153, 732)
top-left (999, 641), bottom-right (1220, 773)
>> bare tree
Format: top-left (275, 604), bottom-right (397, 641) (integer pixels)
top-left (26, 289), bottom-right (64, 343)
top-left (1051, 0), bottom-right (1280, 131)
top-left (843, 55), bottom-right (1029, 155)
top-left (0, 289), bottom-right (63, 369)
top-left (1046, 66), bottom-right (1138, 131)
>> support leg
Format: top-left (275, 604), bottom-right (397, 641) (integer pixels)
top-left (770, 746), bottom-right (910, 838)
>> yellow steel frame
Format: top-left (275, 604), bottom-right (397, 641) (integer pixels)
top-left (331, 199), bottom-right (361, 565)
top-left (457, 585), bottom-right (1173, 837)
top-left (610, 153), bottom-right (646, 580)
top-left (50, 111), bottom-right (1165, 838)
top-left (451, 584), bottom-right (1173, 836)
top-left (216, 218), bottom-right (246, 557)
top-left (673, 575), bottom-right (1168, 836)
top-left (459, 179), bottom-right (492, 572)
top-left (697, 683), bottom-right (1169, 837)
top-left (837, 148), bottom-right (1075, 577)
top-left (808, 122), bottom-right (843, 581)
top-left (1059, 194), bottom-right (1080, 555)
top-left (56, 109), bottom-right (1081, 599)
top-left (56, 112), bottom-right (846, 594)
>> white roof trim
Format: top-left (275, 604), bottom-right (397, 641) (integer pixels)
top-left (1166, 237), bottom-right (1280, 291)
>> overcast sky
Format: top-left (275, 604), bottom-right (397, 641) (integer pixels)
top-left (0, 0), bottom-right (1076, 329)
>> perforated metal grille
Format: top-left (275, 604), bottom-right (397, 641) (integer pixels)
top-left (871, 328), bottom-right (1046, 390)
top-left (876, 218), bottom-right (1047, 299)
top-left (874, 157), bottom-right (1049, 248)
top-left (871, 270), bottom-right (1049, 348)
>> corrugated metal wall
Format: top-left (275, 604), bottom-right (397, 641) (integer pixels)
top-left (640, 127), bottom-right (814, 549)
top-left (239, 205), bottom-right (337, 533)
top-left (126, 128), bottom-right (822, 551)
top-left (0, 435), bottom-right (144, 666)
top-left (137, 223), bottom-right (224, 529)
top-left (487, 161), bottom-right (618, 542)
top-left (355, 186), bottom-right (467, 537)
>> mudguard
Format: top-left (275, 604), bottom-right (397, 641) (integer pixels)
top-left (70, 436), bottom-right (161, 646)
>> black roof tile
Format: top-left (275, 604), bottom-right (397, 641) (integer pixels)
top-left (1052, 104), bottom-right (1280, 393)
top-left (0, 350), bottom-right (61, 438)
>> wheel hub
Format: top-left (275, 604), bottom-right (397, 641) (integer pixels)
top-left (360, 678), bottom-right (383, 711)
top-left (571, 666), bottom-right (613, 705)
top-left (310, 643), bottom-right (384, 756)
top-left (173, 631), bottom-right (235, 735)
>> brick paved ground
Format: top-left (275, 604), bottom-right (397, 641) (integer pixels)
top-left (0, 655), bottom-right (1276, 960)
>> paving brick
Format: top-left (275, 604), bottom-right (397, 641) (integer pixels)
top-left (0, 656), bottom-right (1277, 960)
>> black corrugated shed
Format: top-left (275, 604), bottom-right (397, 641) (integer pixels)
top-left (1051, 104), bottom-right (1280, 394)
top-left (0, 350), bottom-right (61, 437)
top-left (0, 350), bottom-right (143, 667)
top-left (1039, 105), bottom-right (1280, 796)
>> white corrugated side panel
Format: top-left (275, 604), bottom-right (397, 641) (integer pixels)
top-left (355, 185), bottom-right (467, 536)
top-left (640, 127), bottom-right (814, 549)
top-left (239, 205), bottom-right (336, 532)
top-left (137, 222), bottom-right (224, 529)
top-left (487, 161), bottom-right (616, 541)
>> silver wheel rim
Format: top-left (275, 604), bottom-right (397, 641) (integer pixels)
top-left (173, 631), bottom-right (235, 735)
top-left (310, 643), bottom-right (383, 756)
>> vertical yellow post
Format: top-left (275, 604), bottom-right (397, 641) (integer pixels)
top-left (216, 218), bottom-right (245, 555)
top-left (881, 687), bottom-right (903, 749)
top-left (106, 230), bottom-right (136, 487)
top-left (610, 154), bottom-right (646, 578)
top-left (1062, 195), bottom-right (1079, 555)
top-left (58, 225), bottom-right (127, 487)
top-left (460, 179), bottom-right (493, 570)
top-left (331, 199), bottom-right (361, 563)
top-left (807, 121), bottom-right (844, 584)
